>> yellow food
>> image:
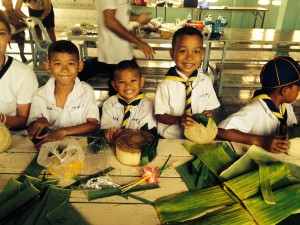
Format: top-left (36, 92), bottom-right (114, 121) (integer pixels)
top-left (0, 123), bottom-right (13, 152)
top-left (287, 137), bottom-right (300, 158)
top-left (184, 116), bottom-right (217, 144)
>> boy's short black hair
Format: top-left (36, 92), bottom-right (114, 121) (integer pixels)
top-left (113, 60), bottom-right (141, 80)
top-left (172, 27), bottom-right (203, 49)
top-left (47, 40), bottom-right (79, 61)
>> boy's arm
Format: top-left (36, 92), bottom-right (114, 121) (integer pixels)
top-left (103, 9), bottom-right (154, 59)
top-left (33, 118), bottom-right (99, 148)
top-left (39, 0), bottom-right (52, 21)
top-left (217, 128), bottom-right (290, 154)
top-left (155, 113), bottom-right (182, 125)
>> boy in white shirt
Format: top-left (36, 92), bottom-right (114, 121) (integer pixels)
top-left (218, 56), bottom-right (300, 153)
top-left (101, 60), bottom-right (156, 144)
top-left (155, 27), bottom-right (220, 139)
top-left (27, 40), bottom-right (100, 148)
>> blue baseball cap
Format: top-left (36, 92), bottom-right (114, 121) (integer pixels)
top-left (260, 56), bottom-right (300, 88)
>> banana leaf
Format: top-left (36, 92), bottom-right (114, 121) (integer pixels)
top-left (168, 204), bottom-right (255, 225)
top-left (23, 185), bottom-right (71, 225)
top-left (46, 199), bottom-right (89, 225)
top-left (183, 142), bottom-right (238, 178)
top-left (140, 124), bottom-right (159, 166)
top-left (87, 183), bottom-right (160, 201)
top-left (0, 183), bottom-right (40, 221)
top-left (17, 154), bottom-right (44, 182)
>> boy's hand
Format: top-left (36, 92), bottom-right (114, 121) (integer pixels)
top-left (181, 112), bottom-right (196, 129)
top-left (27, 117), bottom-right (52, 139)
top-left (202, 110), bottom-right (213, 117)
top-left (260, 136), bottom-right (290, 154)
top-left (104, 128), bottom-right (120, 144)
top-left (33, 128), bottom-right (68, 149)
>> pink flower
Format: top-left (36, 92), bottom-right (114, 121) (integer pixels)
top-left (142, 166), bottom-right (160, 184)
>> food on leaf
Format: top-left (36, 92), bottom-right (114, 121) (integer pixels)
top-left (115, 129), bottom-right (154, 166)
top-left (184, 113), bottom-right (217, 144)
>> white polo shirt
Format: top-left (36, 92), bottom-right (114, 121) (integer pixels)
top-left (155, 68), bottom-right (220, 139)
top-left (96, 0), bottom-right (133, 64)
top-left (27, 77), bottom-right (100, 129)
top-left (0, 55), bottom-right (38, 116)
top-left (218, 99), bottom-right (297, 136)
top-left (101, 95), bottom-right (156, 130)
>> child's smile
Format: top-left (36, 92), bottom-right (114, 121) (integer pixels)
top-left (170, 34), bottom-right (204, 77)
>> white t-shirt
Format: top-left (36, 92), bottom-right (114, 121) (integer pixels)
top-left (218, 99), bottom-right (297, 136)
top-left (155, 68), bottom-right (220, 139)
top-left (95, 0), bottom-right (133, 64)
top-left (0, 55), bottom-right (38, 116)
top-left (27, 77), bottom-right (100, 129)
top-left (101, 95), bottom-right (156, 130)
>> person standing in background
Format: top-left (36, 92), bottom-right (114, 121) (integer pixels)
top-left (15, 0), bottom-right (56, 42)
top-left (79, 0), bottom-right (155, 96)
top-left (2, 0), bottom-right (27, 62)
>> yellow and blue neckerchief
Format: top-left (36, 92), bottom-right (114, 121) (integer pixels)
top-left (165, 67), bottom-right (198, 113)
top-left (252, 90), bottom-right (287, 135)
top-left (117, 93), bottom-right (145, 128)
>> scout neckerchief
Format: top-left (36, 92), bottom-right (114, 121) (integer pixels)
top-left (165, 67), bottom-right (198, 113)
top-left (252, 89), bottom-right (287, 136)
top-left (118, 93), bottom-right (145, 128)
top-left (0, 56), bottom-right (13, 80)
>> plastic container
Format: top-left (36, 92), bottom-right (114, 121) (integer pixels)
top-left (187, 13), bottom-right (192, 23)
top-left (220, 18), bottom-right (227, 35)
top-left (215, 14), bottom-right (223, 33)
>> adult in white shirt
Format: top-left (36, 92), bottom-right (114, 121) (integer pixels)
top-left (79, 0), bottom-right (155, 96)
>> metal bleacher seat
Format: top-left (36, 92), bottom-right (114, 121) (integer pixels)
top-left (24, 17), bottom-right (52, 67)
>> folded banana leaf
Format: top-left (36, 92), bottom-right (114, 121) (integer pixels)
top-left (140, 124), bottom-right (159, 166)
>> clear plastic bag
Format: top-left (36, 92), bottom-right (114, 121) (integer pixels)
top-left (37, 140), bottom-right (85, 178)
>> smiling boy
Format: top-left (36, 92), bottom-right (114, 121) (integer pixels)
top-left (155, 27), bottom-right (220, 139)
top-left (100, 60), bottom-right (156, 144)
top-left (27, 40), bottom-right (100, 148)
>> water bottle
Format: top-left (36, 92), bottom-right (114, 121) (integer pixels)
top-left (187, 13), bottom-right (192, 23)
top-left (205, 14), bottom-right (212, 32)
top-left (215, 14), bottom-right (222, 33)
top-left (204, 16), bottom-right (210, 26)
top-left (220, 18), bottom-right (227, 35)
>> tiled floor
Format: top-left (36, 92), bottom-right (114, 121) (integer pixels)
top-left (8, 40), bottom-right (300, 124)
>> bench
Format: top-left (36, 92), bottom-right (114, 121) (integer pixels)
top-left (215, 62), bottom-right (264, 96)
top-left (88, 65), bottom-right (168, 93)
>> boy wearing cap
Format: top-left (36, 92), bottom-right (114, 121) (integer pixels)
top-left (217, 56), bottom-right (300, 153)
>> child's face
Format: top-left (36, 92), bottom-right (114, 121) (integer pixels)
top-left (282, 84), bottom-right (300, 103)
top-left (45, 52), bottom-right (83, 86)
top-left (112, 68), bottom-right (145, 103)
top-left (0, 21), bottom-right (10, 55)
top-left (170, 34), bottom-right (204, 77)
